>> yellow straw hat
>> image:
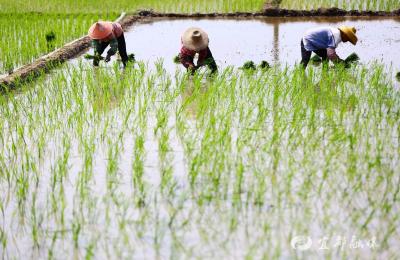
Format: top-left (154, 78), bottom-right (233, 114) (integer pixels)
top-left (338, 26), bottom-right (358, 45)
top-left (182, 27), bottom-right (209, 52)
top-left (88, 21), bottom-right (113, 40)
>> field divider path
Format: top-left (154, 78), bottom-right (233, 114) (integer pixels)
top-left (0, 12), bottom-right (138, 90)
top-left (1, 8), bottom-right (400, 91)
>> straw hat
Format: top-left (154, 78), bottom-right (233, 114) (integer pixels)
top-left (88, 21), bottom-right (113, 40)
top-left (182, 27), bottom-right (209, 52)
top-left (338, 26), bottom-right (358, 45)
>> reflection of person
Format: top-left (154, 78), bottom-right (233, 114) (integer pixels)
top-left (181, 80), bottom-right (210, 119)
top-left (300, 26), bottom-right (358, 68)
top-left (88, 21), bottom-right (129, 67)
top-left (179, 27), bottom-right (217, 74)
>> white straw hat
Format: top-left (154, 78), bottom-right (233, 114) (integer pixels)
top-left (182, 27), bottom-right (209, 52)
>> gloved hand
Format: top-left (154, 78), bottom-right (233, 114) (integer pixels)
top-left (105, 55), bottom-right (111, 63)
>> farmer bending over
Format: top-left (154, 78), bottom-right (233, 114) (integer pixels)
top-left (179, 27), bottom-right (217, 74)
top-left (301, 26), bottom-right (358, 68)
top-left (88, 21), bottom-right (129, 67)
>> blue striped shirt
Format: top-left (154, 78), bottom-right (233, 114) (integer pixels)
top-left (303, 27), bottom-right (338, 51)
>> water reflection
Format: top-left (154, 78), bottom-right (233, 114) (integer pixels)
top-left (180, 76), bottom-right (211, 119)
top-left (89, 67), bottom-right (127, 114)
top-left (272, 22), bottom-right (279, 64)
top-left (70, 17), bottom-right (400, 86)
top-left (119, 17), bottom-right (400, 72)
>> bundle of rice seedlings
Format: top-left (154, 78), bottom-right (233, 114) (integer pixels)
top-left (310, 55), bottom-right (322, 63)
top-left (173, 55), bottom-right (180, 64)
top-left (84, 54), bottom-right (104, 60)
top-left (344, 53), bottom-right (359, 63)
top-left (241, 61), bottom-right (256, 70)
top-left (127, 53), bottom-right (135, 62)
top-left (259, 60), bottom-right (271, 69)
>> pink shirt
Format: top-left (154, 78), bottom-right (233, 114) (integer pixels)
top-left (102, 22), bottom-right (123, 41)
top-left (179, 46), bottom-right (209, 68)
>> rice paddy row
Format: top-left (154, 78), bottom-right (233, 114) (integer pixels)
top-left (1, 0), bottom-right (399, 13)
top-left (0, 61), bottom-right (399, 258)
top-left (0, 13), bottom-right (118, 74)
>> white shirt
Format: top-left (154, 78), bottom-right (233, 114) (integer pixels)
top-left (331, 28), bottom-right (342, 48)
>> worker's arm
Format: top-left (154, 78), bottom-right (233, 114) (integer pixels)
top-left (179, 51), bottom-right (196, 72)
top-left (106, 38), bottom-right (118, 57)
top-left (98, 38), bottom-right (118, 62)
top-left (327, 48), bottom-right (344, 63)
top-left (198, 47), bottom-right (217, 72)
top-left (92, 40), bottom-right (102, 55)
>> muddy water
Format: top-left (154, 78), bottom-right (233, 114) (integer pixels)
top-left (81, 17), bottom-right (400, 74)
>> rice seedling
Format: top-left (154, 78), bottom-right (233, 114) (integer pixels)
top-left (279, 0), bottom-right (399, 11)
top-left (0, 13), bottom-right (118, 73)
top-left (0, 0), bottom-right (266, 13)
top-left (241, 60), bottom-right (271, 70)
top-left (0, 56), bottom-right (399, 258)
top-left (1, 0), bottom-right (398, 13)
top-left (241, 60), bottom-right (257, 70)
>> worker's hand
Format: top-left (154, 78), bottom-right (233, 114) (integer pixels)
top-left (105, 55), bottom-right (111, 63)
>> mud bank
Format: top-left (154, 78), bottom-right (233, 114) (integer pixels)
top-left (1, 9), bottom-right (400, 90)
top-left (0, 13), bottom-right (140, 90)
top-left (137, 8), bottom-right (400, 18)
top-left (262, 7), bottom-right (400, 17)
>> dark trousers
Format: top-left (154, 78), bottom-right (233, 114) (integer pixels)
top-left (193, 47), bottom-right (218, 72)
top-left (201, 47), bottom-right (218, 72)
top-left (94, 34), bottom-right (128, 66)
top-left (300, 40), bottom-right (328, 68)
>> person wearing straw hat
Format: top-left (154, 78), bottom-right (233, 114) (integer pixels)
top-left (300, 26), bottom-right (358, 68)
top-left (88, 21), bottom-right (129, 67)
top-left (179, 27), bottom-right (217, 74)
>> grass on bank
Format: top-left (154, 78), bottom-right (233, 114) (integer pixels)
top-left (0, 13), bottom-right (118, 74)
top-left (0, 0), bottom-right (398, 13)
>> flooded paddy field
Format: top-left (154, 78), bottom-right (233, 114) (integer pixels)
top-left (81, 17), bottom-right (400, 74)
top-left (1, 16), bottom-right (400, 259)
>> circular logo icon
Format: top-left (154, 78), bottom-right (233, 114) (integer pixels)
top-left (291, 236), bottom-right (313, 251)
